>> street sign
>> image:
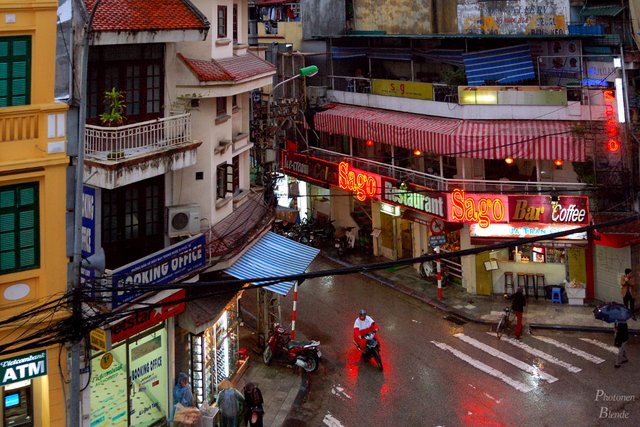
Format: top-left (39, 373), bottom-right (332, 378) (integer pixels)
top-left (429, 234), bottom-right (446, 247)
top-left (90, 329), bottom-right (107, 352)
top-left (430, 218), bottom-right (445, 235)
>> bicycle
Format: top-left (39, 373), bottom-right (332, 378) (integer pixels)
top-left (496, 306), bottom-right (515, 339)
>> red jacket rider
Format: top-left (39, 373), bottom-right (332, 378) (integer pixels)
top-left (353, 309), bottom-right (378, 352)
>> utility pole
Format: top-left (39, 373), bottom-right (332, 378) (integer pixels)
top-left (69, 1), bottom-right (101, 426)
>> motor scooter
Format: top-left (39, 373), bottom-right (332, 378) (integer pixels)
top-left (356, 331), bottom-right (383, 371)
top-left (263, 324), bottom-right (321, 372)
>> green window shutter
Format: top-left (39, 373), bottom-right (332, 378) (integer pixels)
top-left (0, 183), bottom-right (39, 274)
top-left (0, 36), bottom-right (31, 106)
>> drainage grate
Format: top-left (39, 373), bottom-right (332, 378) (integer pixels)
top-left (443, 315), bottom-right (467, 325)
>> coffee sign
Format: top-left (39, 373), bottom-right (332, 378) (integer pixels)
top-left (508, 195), bottom-right (588, 225)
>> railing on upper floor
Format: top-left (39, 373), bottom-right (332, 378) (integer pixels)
top-left (85, 113), bottom-right (192, 160)
top-left (307, 147), bottom-right (588, 194)
top-left (0, 108), bottom-right (39, 143)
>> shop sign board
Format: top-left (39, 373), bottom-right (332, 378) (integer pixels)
top-left (448, 191), bottom-right (590, 228)
top-left (469, 222), bottom-right (587, 239)
top-left (380, 177), bottom-right (446, 219)
top-left (90, 328), bottom-right (107, 352)
top-left (0, 350), bottom-right (47, 386)
top-left (281, 150), bottom-right (338, 187)
top-left (338, 162), bottom-right (380, 201)
top-left (371, 79), bottom-right (434, 101)
top-left (111, 289), bottom-right (186, 344)
top-left (111, 235), bottom-right (205, 308)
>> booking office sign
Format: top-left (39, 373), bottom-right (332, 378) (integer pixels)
top-left (110, 234), bottom-right (206, 309)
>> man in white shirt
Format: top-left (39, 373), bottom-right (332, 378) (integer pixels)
top-left (353, 309), bottom-right (378, 352)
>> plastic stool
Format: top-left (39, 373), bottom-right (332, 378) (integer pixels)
top-left (504, 272), bottom-right (515, 295)
top-left (535, 274), bottom-right (546, 300)
top-left (551, 287), bottom-right (562, 304)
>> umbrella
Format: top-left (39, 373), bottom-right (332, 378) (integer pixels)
top-left (593, 302), bottom-right (632, 324)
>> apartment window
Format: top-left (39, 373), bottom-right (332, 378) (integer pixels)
top-left (232, 95), bottom-right (238, 110)
top-left (218, 6), bottom-right (228, 38)
top-left (0, 36), bottom-right (31, 107)
top-left (216, 97), bottom-right (227, 117)
top-left (216, 157), bottom-right (240, 199)
top-left (101, 176), bottom-right (164, 268)
top-left (233, 4), bottom-right (238, 42)
top-left (0, 183), bottom-right (39, 274)
top-left (87, 44), bottom-right (164, 124)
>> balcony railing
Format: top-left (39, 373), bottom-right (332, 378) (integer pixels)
top-left (0, 108), bottom-right (39, 143)
top-left (85, 113), bottom-right (192, 160)
top-left (307, 147), bottom-right (588, 194)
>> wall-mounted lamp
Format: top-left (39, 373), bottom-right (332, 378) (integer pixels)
top-left (505, 157), bottom-right (514, 165)
top-left (413, 149), bottom-right (422, 156)
top-left (366, 139), bottom-right (374, 147)
top-left (553, 159), bottom-right (563, 168)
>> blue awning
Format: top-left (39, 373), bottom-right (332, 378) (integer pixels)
top-left (225, 231), bottom-right (320, 295)
top-left (463, 44), bottom-right (535, 86)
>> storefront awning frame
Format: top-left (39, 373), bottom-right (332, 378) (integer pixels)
top-left (312, 104), bottom-right (587, 161)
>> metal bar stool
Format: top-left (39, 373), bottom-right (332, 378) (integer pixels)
top-left (525, 273), bottom-right (536, 298)
top-left (504, 272), bottom-right (514, 295)
top-left (516, 273), bottom-right (527, 294)
top-left (535, 273), bottom-right (546, 300)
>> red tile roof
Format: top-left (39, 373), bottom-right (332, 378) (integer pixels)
top-left (85, 0), bottom-right (209, 32)
top-left (178, 52), bottom-right (276, 82)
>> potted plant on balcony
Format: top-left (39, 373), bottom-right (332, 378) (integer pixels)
top-left (100, 87), bottom-right (127, 160)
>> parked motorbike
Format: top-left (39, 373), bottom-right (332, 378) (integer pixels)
top-left (263, 324), bottom-right (321, 372)
top-left (359, 331), bottom-right (383, 371)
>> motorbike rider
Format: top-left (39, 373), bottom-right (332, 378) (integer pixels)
top-left (353, 309), bottom-right (378, 353)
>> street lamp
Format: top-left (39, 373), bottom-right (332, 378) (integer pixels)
top-left (267, 65), bottom-right (319, 148)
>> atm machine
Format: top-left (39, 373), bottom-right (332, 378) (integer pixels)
top-left (2, 384), bottom-right (33, 427)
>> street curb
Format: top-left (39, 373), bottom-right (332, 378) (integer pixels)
top-left (322, 253), bottom-right (639, 334)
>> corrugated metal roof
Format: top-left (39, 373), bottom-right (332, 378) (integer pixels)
top-left (579, 6), bottom-right (625, 17)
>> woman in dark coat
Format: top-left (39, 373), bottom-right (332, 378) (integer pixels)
top-left (243, 382), bottom-right (264, 427)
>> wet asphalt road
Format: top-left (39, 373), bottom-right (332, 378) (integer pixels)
top-left (278, 257), bottom-right (640, 427)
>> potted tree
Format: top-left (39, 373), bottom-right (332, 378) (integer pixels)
top-left (100, 87), bottom-right (127, 160)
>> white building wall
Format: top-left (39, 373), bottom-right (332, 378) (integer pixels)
top-left (594, 244), bottom-right (630, 303)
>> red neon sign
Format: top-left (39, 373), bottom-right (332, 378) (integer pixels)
top-left (603, 90), bottom-right (620, 152)
top-left (338, 161), bottom-right (377, 201)
top-left (450, 189), bottom-right (506, 228)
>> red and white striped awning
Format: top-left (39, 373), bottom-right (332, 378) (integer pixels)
top-left (312, 104), bottom-right (587, 161)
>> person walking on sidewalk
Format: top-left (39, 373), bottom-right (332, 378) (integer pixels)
top-left (614, 320), bottom-right (629, 368)
top-left (217, 379), bottom-right (245, 427)
top-left (620, 268), bottom-right (636, 320)
top-left (504, 287), bottom-right (527, 339)
top-left (243, 382), bottom-right (264, 427)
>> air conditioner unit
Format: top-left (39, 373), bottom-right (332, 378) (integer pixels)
top-left (167, 204), bottom-right (201, 237)
top-left (308, 86), bottom-right (328, 106)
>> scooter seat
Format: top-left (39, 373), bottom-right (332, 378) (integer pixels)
top-left (287, 339), bottom-right (313, 349)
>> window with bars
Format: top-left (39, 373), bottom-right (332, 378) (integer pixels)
top-left (0, 183), bottom-right (39, 274)
top-left (218, 6), bottom-right (228, 38)
top-left (216, 157), bottom-right (240, 200)
top-left (87, 44), bottom-right (164, 124)
top-left (0, 36), bottom-right (31, 107)
top-left (101, 176), bottom-right (164, 268)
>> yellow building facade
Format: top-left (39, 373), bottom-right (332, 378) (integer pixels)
top-left (0, 1), bottom-right (69, 426)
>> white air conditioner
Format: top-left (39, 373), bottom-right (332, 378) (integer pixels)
top-left (167, 204), bottom-right (200, 237)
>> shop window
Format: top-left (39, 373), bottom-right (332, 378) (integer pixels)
top-left (87, 44), bottom-right (164, 124)
top-left (101, 176), bottom-right (164, 268)
top-left (0, 36), bottom-right (31, 107)
top-left (218, 6), bottom-right (228, 38)
top-left (0, 183), bottom-right (39, 274)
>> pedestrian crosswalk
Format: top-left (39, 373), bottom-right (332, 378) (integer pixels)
top-left (431, 332), bottom-right (617, 393)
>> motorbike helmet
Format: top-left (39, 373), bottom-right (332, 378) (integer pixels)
top-left (359, 309), bottom-right (367, 317)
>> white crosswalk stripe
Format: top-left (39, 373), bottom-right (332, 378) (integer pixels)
top-left (579, 338), bottom-right (618, 355)
top-left (486, 333), bottom-right (582, 372)
top-left (454, 333), bottom-right (558, 383)
top-left (431, 340), bottom-right (534, 393)
top-left (531, 336), bottom-right (605, 364)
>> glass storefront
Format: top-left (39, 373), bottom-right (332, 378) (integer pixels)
top-left (90, 324), bottom-right (168, 427)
